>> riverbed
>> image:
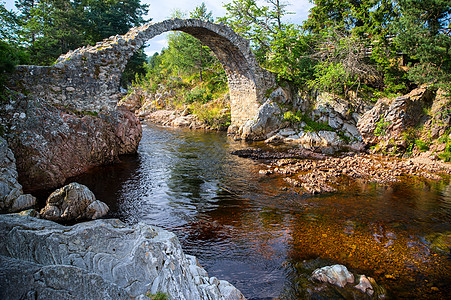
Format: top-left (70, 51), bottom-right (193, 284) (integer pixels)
top-left (68, 124), bottom-right (450, 299)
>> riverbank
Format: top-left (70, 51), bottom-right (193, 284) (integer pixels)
top-left (233, 148), bottom-right (451, 195)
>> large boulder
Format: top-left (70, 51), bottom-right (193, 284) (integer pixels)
top-left (357, 86), bottom-right (434, 147)
top-left (239, 100), bottom-right (282, 140)
top-left (0, 214), bottom-right (246, 300)
top-left (40, 182), bottom-right (109, 221)
top-left (0, 137), bottom-right (36, 213)
top-left (0, 93), bottom-right (142, 191)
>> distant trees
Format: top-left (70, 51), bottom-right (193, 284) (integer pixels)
top-left (0, 0), bottom-right (149, 87)
top-left (394, 0), bottom-right (451, 88)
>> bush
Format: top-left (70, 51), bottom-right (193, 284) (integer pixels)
top-left (191, 99), bottom-right (231, 130)
top-left (185, 87), bottom-right (212, 104)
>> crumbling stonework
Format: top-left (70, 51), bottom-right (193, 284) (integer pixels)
top-left (11, 19), bottom-right (275, 128)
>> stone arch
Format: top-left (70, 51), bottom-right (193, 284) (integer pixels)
top-left (12, 19), bottom-right (275, 127)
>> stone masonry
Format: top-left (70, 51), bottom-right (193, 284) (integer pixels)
top-left (11, 19), bottom-right (275, 127)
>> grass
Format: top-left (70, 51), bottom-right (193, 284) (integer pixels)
top-left (374, 116), bottom-right (390, 137)
top-left (283, 111), bottom-right (334, 132)
top-left (146, 292), bottom-right (168, 300)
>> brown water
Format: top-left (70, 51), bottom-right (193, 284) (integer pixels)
top-left (68, 124), bottom-right (450, 299)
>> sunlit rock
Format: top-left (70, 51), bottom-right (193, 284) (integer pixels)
top-left (0, 214), bottom-right (246, 300)
top-left (311, 264), bottom-right (355, 288)
top-left (40, 182), bottom-right (109, 221)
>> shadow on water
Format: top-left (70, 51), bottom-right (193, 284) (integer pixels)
top-left (66, 124), bottom-right (450, 299)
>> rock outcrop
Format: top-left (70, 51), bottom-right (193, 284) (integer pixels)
top-left (40, 182), bottom-right (109, 221)
top-left (0, 214), bottom-right (246, 300)
top-left (358, 86), bottom-right (434, 149)
top-left (238, 100), bottom-right (282, 140)
top-left (0, 137), bottom-right (36, 213)
top-left (0, 93), bottom-right (142, 191)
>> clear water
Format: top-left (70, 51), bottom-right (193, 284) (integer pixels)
top-left (68, 124), bottom-right (451, 299)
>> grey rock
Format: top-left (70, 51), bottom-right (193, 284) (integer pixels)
top-left (40, 182), bottom-right (109, 221)
top-left (0, 137), bottom-right (36, 213)
top-left (355, 275), bottom-right (374, 296)
top-left (343, 123), bottom-right (362, 141)
top-left (311, 264), bottom-right (355, 288)
top-left (0, 214), bottom-right (246, 300)
top-left (269, 87), bottom-right (291, 104)
top-left (328, 115), bottom-right (344, 129)
top-left (0, 255), bottom-right (129, 300)
top-left (240, 100), bottom-right (282, 140)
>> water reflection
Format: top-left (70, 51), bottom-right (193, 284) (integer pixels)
top-left (69, 124), bottom-right (450, 299)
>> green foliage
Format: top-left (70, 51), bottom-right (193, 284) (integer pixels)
top-left (146, 291), bottom-right (168, 300)
top-left (0, 40), bottom-right (29, 90)
top-left (374, 117), bottom-right (390, 137)
top-left (438, 138), bottom-right (451, 162)
top-left (190, 99), bottom-right (231, 130)
top-left (283, 110), bottom-right (333, 132)
top-left (283, 111), bottom-right (302, 124)
top-left (393, 0), bottom-right (451, 89)
top-left (185, 87), bottom-right (212, 104)
top-left (415, 139), bottom-right (430, 152)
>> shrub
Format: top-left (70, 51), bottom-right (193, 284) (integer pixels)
top-left (185, 87), bottom-right (212, 104)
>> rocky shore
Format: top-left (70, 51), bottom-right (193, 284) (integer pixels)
top-left (0, 214), bottom-right (245, 300)
top-left (0, 92), bottom-right (142, 191)
top-left (234, 148), bottom-right (451, 195)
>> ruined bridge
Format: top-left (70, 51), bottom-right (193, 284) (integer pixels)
top-left (13, 19), bottom-right (275, 127)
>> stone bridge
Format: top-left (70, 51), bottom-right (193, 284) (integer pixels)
top-left (12, 19), bottom-right (275, 127)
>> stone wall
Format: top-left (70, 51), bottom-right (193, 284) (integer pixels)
top-left (10, 19), bottom-right (275, 128)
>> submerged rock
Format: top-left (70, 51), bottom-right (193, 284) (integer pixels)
top-left (40, 182), bottom-right (109, 222)
top-left (0, 214), bottom-right (246, 300)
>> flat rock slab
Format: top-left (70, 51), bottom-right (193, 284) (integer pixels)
top-left (0, 214), bottom-right (245, 300)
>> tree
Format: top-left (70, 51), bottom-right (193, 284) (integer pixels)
top-left (219, 0), bottom-right (292, 60)
top-left (11, 0), bottom-right (149, 66)
top-left (393, 0), bottom-right (451, 88)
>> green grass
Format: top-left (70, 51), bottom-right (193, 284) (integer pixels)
top-left (283, 111), bottom-right (334, 132)
top-left (146, 291), bottom-right (168, 300)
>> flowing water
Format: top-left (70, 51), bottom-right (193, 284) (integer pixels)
top-left (68, 124), bottom-right (450, 299)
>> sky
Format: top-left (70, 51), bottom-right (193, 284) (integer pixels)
top-left (3, 0), bottom-right (314, 56)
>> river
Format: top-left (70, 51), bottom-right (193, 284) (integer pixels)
top-left (68, 124), bottom-right (450, 299)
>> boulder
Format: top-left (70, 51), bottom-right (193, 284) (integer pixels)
top-left (311, 264), bottom-right (355, 288)
top-left (0, 94), bottom-right (142, 191)
top-left (0, 137), bottom-right (36, 213)
top-left (269, 86), bottom-right (291, 104)
top-left (0, 214), bottom-right (246, 300)
top-left (355, 275), bottom-right (374, 296)
top-left (357, 86), bottom-right (434, 146)
top-left (40, 182), bottom-right (109, 221)
top-left (240, 100), bottom-right (282, 140)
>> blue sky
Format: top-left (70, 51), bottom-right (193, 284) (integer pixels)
top-left (4, 0), bottom-right (314, 55)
